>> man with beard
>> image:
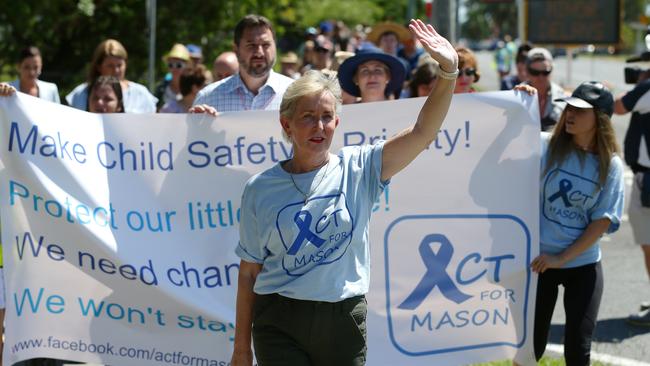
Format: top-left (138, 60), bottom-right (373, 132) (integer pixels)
top-left (192, 14), bottom-right (294, 113)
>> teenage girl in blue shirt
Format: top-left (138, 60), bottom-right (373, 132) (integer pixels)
top-left (519, 81), bottom-right (625, 365)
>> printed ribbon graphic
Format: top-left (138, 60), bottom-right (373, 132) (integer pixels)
top-left (287, 210), bottom-right (326, 255)
top-left (398, 234), bottom-right (472, 309)
top-left (548, 179), bottom-right (573, 207)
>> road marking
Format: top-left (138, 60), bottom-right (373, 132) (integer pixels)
top-left (547, 343), bottom-right (650, 366)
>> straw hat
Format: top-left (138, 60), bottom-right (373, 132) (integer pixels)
top-left (281, 52), bottom-right (299, 64)
top-left (163, 43), bottom-right (190, 62)
top-left (367, 22), bottom-right (410, 45)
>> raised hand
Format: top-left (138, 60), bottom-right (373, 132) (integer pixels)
top-left (408, 19), bottom-right (458, 73)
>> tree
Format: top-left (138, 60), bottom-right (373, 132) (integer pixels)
top-left (461, 0), bottom-right (518, 40)
top-left (0, 0), bottom-right (422, 96)
top-left (0, 0), bottom-right (293, 94)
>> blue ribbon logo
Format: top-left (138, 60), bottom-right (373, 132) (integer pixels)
top-left (287, 210), bottom-right (326, 255)
top-left (548, 179), bottom-right (573, 207)
top-left (399, 234), bottom-right (472, 309)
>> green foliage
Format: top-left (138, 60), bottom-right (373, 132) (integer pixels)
top-left (0, 0), bottom-right (424, 96)
top-left (293, 0), bottom-right (383, 29)
top-left (462, 0), bottom-right (518, 40)
top-left (472, 356), bottom-right (611, 366)
top-left (623, 0), bottom-right (646, 22)
top-left (0, 0), bottom-right (293, 94)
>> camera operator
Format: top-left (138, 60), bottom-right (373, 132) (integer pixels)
top-left (614, 59), bottom-right (650, 327)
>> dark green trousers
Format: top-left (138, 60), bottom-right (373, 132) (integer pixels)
top-left (252, 293), bottom-right (367, 366)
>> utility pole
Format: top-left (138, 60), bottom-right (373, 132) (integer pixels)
top-left (146, 0), bottom-right (157, 91)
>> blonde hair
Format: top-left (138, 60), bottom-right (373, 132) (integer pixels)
top-left (88, 39), bottom-right (128, 83)
top-left (279, 70), bottom-right (342, 142)
top-left (544, 109), bottom-right (620, 187)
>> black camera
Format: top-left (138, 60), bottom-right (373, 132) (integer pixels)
top-left (626, 51), bottom-right (650, 84)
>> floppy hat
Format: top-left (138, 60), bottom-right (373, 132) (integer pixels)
top-left (164, 43), bottom-right (190, 62)
top-left (555, 81), bottom-right (614, 117)
top-left (367, 22), bottom-right (410, 45)
top-left (337, 44), bottom-right (406, 97)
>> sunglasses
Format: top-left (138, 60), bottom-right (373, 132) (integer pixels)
top-left (167, 61), bottom-right (186, 69)
top-left (528, 67), bottom-right (552, 76)
top-left (459, 68), bottom-right (476, 77)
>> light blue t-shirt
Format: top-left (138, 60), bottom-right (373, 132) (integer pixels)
top-left (66, 81), bottom-right (157, 113)
top-left (236, 142), bottom-right (387, 302)
top-left (539, 133), bottom-right (625, 268)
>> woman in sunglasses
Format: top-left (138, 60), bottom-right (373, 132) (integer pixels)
top-left (155, 43), bottom-right (192, 111)
top-left (66, 39), bottom-right (157, 113)
top-left (454, 46), bottom-right (480, 94)
top-left (522, 47), bottom-right (569, 131)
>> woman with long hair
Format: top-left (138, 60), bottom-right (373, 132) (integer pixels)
top-left (66, 39), bottom-right (157, 113)
top-left (520, 81), bottom-right (625, 364)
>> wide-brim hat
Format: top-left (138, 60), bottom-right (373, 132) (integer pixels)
top-left (554, 81), bottom-right (614, 117)
top-left (163, 43), bottom-right (190, 62)
top-left (281, 52), bottom-right (299, 64)
top-left (337, 44), bottom-right (406, 98)
top-left (367, 22), bottom-right (410, 45)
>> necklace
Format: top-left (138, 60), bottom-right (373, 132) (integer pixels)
top-left (288, 158), bottom-right (331, 204)
top-left (573, 141), bottom-right (593, 152)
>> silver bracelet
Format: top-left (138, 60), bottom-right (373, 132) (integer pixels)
top-left (437, 67), bottom-right (459, 80)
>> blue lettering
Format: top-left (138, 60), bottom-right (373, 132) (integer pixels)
top-left (247, 142), bottom-right (265, 164)
top-left (234, 137), bottom-right (245, 165)
top-left (78, 297), bottom-right (104, 317)
top-left (177, 315), bottom-right (194, 328)
top-left (493, 307), bottom-right (509, 325)
top-left (97, 142), bottom-right (116, 169)
top-left (344, 131), bottom-right (365, 146)
top-left (435, 311), bottom-right (455, 329)
top-left (455, 310), bottom-right (470, 328)
top-left (484, 254), bottom-right (515, 283)
top-left (9, 122), bottom-right (37, 154)
top-left (14, 288), bottom-right (44, 315)
top-left (187, 141), bottom-right (211, 168)
top-left (456, 252), bottom-right (486, 285)
top-left (472, 310), bottom-right (490, 326)
top-left (315, 215), bottom-right (330, 234)
top-left (569, 190), bottom-right (593, 205)
top-left (9, 180), bottom-right (29, 205)
top-left (410, 312), bottom-right (432, 331)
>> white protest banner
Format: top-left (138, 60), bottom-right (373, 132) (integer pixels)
top-left (0, 91), bottom-right (539, 365)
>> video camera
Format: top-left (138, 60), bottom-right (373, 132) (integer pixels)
top-left (625, 51), bottom-right (650, 84)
